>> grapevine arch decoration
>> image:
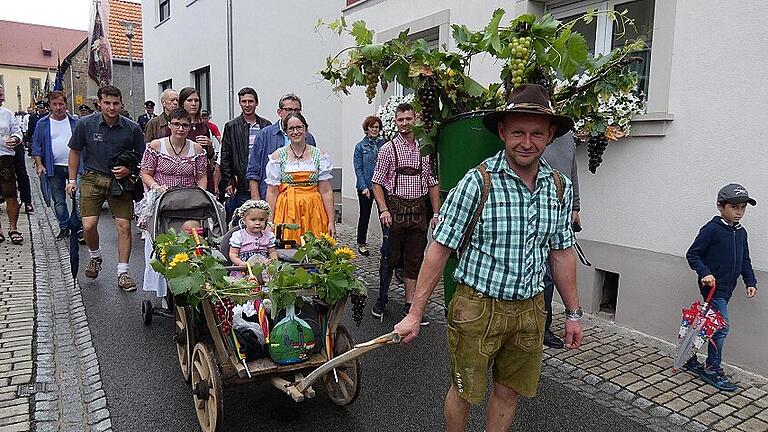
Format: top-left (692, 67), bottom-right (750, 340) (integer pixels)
top-left (319, 9), bottom-right (648, 172)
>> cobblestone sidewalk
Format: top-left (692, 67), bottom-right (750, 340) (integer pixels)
top-left (0, 206), bottom-right (34, 432)
top-left (26, 169), bottom-right (112, 432)
top-left (337, 224), bottom-right (768, 432)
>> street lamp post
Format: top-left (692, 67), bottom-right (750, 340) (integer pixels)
top-left (123, 21), bottom-right (135, 118)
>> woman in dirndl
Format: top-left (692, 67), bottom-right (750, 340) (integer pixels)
top-left (264, 113), bottom-right (335, 244)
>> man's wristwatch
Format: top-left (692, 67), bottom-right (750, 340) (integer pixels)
top-left (565, 307), bottom-right (583, 321)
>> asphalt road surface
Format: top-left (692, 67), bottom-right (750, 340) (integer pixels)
top-left (76, 213), bottom-right (651, 432)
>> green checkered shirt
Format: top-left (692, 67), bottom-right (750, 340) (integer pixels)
top-left (432, 150), bottom-right (574, 300)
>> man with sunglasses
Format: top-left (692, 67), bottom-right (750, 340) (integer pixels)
top-left (246, 93), bottom-right (317, 201)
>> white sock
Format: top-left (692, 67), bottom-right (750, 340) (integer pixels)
top-left (117, 263), bottom-right (129, 275)
top-left (89, 249), bottom-right (101, 259)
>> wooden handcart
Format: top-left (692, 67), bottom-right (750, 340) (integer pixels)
top-left (172, 267), bottom-right (400, 432)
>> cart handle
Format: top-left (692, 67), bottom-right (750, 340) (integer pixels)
top-left (293, 332), bottom-right (401, 394)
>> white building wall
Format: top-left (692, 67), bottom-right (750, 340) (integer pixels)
top-left (141, 0), bottom-right (346, 170)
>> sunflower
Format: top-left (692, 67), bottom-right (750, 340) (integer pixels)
top-left (334, 247), bottom-right (356, 260)
top-left (168, 252), bottom-right (190, 269)
top-left (319, 233), bottom-right (337, 247)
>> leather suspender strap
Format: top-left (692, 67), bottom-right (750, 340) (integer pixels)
top-left (459, 164), bottom-right (491, 254)
top-left (551, 169), bottom-right (564, 207)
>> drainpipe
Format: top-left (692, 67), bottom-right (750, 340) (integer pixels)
top-left (226, 0), bottom-right (234, 119)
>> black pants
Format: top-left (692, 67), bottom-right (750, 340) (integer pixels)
top-left (356, 190), bottom-right (375, 244)
top-left (14, 145), bottom-right (31, 205)
top-left (543, 264), bottom-right (555, 331)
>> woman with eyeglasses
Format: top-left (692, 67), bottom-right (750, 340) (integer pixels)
top-left (353, 115), bottom-right (384, 256)
top-left (264, 113), bottom-right (335, 244)
top-left (138, 107), bottom-right (207, 311)
top-left (178, 87), bottom-right (216, 195)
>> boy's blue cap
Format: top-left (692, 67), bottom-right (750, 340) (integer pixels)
top-left (718, 183), bottom-right (756, 206)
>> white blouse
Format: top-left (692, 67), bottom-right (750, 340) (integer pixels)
top-left (264, 149), bottom-right (333, 186)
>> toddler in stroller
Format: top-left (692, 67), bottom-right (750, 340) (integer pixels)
top-left (228, 200), bottom-right (278, 277)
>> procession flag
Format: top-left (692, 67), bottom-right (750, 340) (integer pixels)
top-left (54, 57), bottom-right (64, 91)
top-left (43, 69), bottom-right (51, 93)
top-left (87, 0), bottom-right (113, 86)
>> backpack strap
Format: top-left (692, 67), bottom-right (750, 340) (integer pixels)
top-left (551, 169), bottom-right (565, 207)
top-left (459, 164), bottom-right (491, 254)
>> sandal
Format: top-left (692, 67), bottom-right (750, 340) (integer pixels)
top-left (8, 230), bottom-right (23, 245)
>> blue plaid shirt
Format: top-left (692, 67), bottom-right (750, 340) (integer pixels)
top-left (432, 150), bottom-right (574, 300)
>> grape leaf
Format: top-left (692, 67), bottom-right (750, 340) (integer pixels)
top-left (463, 76), bottom-right (486, 97)
top-left (361, 43), bottom-right (386, 61)
top-left (350, 20), bottom-right (373, 45)
top-left (560, 32), bottom-right (589, 77)
top-left (532, 13), bottom-right (559, 38)
top-left (483, 9), bottom-right (505, 54)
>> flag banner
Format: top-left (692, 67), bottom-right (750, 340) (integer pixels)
top-left (88, 1), bottom-right (112, 86)
top-left (44, 69), bottom-right (51, 94)
top-left (54, 58), bottom-right (64, 91)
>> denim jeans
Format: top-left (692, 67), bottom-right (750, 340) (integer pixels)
top-left (705, 297), bottom-right (729, 371)
top-left (49, 165), bottom-right (71, 229)
top-left (225, 190), bottom-right (251, 225)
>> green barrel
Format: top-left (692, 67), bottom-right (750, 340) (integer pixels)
top-left (436, 111), bottom-right (504, 309)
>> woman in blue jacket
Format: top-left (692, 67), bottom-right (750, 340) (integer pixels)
top-left (352, 116), bottom-right (384, 256)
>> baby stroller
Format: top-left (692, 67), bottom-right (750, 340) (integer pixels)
top-left (141, 186), bottom-right (227, 325)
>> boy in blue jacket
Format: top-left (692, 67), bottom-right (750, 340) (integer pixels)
top-left (685, 183), bottom-right (758, 391)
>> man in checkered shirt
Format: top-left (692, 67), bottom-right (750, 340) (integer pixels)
top-left (395, 85), bottom-right (584, 432)
top-left (371, 102), bottom-right (440, 326)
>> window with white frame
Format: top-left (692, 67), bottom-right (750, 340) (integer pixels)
top-left (395, 27), bottom-right (440, 97)
top-left (159, 0), bottom-right (170, 22)
top-left (159, 79), bottom-right (172, 92)
top-left (193, 66), bottom-right (211, 113)
top-left (548, 0), bottom-right (654, 97)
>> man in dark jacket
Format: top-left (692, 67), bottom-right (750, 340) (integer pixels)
top-left (219, 87), bottom-right (271, 220)
top-left (137, 100), bottom-right (156, 131)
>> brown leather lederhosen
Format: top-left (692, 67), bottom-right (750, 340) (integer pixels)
top-left (385, 142), bottom-right (429, 281)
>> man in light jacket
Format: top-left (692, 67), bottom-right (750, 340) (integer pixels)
top-left (31, 91), bottom-right (79, 239)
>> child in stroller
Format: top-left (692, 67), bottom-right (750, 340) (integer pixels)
top-left (228, 200), bottom-right (278, 277)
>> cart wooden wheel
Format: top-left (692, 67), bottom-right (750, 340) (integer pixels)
top-left (191, 342), bottom-right (223, 432)
top-left (322, 324), bottom-right (361, 406)
top-left (174, 306), bottom-right (195, 382)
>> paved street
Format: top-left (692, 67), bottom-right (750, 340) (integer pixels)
top-left (9, 171), bottom-right (768, 432)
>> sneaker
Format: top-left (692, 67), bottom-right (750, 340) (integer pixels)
top-left (543, 329), bottom-right (565, 349)
top-left (683, 357), bottom-right (704, 375)
top-left (401, 303), bottom-right (430, 326)
top-left (77, 231), bottom-right (86, 244)
top-left (371, 303), bottom-right (385, 321)
top-left (357, 244), bottom-right (370, 256)
top-left (118, 273), bottom-right (137, 292)
top-left (56, 229), bottom-right (71, 240)
top-left (85, 257), bottom-right (103, 278)
top-left (700, 369), bottom-right (737, 392)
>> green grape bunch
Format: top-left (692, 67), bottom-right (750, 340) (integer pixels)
top-left (507, 35), bottom-right (532, 86)
top-left (364, 64), bottom-right (381, 103)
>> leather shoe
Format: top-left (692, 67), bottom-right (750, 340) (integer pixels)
top-left (543, 329), bottom-right (564, 349)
